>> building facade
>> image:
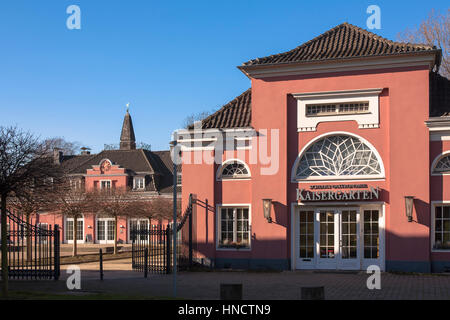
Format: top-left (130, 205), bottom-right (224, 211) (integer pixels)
top-left (38, 110), bottom-right (181, 244)
top-left (177, 23), bottom-right (450, 273)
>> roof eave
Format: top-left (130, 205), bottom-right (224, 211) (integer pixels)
top-left (238, 51), bottom-right (441, 79)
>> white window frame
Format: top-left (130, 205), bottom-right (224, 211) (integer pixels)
top-left (291, 131), bottom-right (385, 183)
top-left (96, 216), bottom-right (115, 244)
top-left (431, 201), bottom-right (450, 252)
top-left (431, 151), bottom-right (450, 176)
top-left (65, 216), bottom-right (85, 244)
top-left (216, 159), bottom-right (251, 181)
top-left (100, 180), bottom-right (112, 190)
top-left (293, 88), bottom-right (383, 132)
top-left (133, 177), bottom-right (145, 190)
top-left (216, 204), bottom-right (251, 251)
top-left (128, 218), bottom-right (150, 243)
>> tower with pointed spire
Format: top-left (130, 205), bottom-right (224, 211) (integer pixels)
top-left (120, 109), bottom-right (136, 150)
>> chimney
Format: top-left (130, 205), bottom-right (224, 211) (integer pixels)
top-left (80, 147), bottom-right (91, 155)
top-left (53, 148), bottom-right (63, 165)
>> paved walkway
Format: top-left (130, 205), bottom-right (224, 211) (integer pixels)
top-left (5, 258), bottom-right (450, 299)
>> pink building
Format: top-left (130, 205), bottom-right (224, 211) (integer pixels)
top-left (37, 110), bottom-right (181, 245)
top-left (176, 23), bottom-right (450, 272)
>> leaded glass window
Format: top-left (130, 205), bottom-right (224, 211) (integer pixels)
top-left (433, 155), bottom-right (450, 173)
top-left (295, 135), bottom-right (382, 180)
top-left (221, 161), bottom-right (250, 179)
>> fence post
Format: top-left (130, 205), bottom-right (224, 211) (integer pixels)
top-left (166, 225), bottom-right (171, 274)
top-left (54, 224), bottom-right (60, 281)
top-left (99, 249), bottom-right (104, 280)
top-left (144, 248), bottom-right (148, 278)
top-left (188, 194), bottom-right (193, 268)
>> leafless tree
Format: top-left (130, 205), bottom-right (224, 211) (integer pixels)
top-left (398, 9), bottom-right (450, 78)
top-left (8, 184), bottom-right (54, 262)
top-left (0, 125), bottom-right (62, 296)
top-left (132, 197), bottom-right (181, 223)
top-left (49, 179), bottom-right (94, 257)
top-left (90, 187), bottom-right (134, 255)
top-left (182, 110), bottom-right (216, 129)
top-left (43, 137), bottom-right (81, 155)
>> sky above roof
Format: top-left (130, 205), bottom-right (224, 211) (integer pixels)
top-left (1, 0), bottom-right (448, 153)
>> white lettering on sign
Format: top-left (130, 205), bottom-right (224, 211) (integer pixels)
top-left (297, 187), bottom-right (380, 202)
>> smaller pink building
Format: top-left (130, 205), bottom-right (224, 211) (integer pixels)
top-left (37, 110), bottom-right (181, 244)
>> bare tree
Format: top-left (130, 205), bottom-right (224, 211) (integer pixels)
top-left (49, 179), bottom-right (93, 257)
top-left (182, 110), bottom-right (216, 129)
top-left (398, 9), bottom-right (450, 78)
top-left (132, 197), bottom-right (181, 222)
top-left (43, 137), bottom-right (81, 155)
top-left (8, 184), bottom-right (54, 262)
top-left (90, 187), bottom-right (133, 255)
top-left (0, 126), bottom-right (62, 296)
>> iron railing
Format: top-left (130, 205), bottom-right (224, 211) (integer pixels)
top-left (1, 210), bottom-right (60, 280)
top-left (131, 197), bottom-right (193, 274)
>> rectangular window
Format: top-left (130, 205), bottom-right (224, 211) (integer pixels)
top-left (434, 206), bottom-right (450, 250)
top-left (134, 177), bottom-right (145, 190)
top-left (299, 211), bottom-right (314, 259)
top-left (66, 219), bottom-right (83, 241)
top-left (363, 210), bottom-right (379, 259)
top-left (306, 102), bottom-right (369, 117)
top-left (100, 180), bottom-right (111, 190)
top-left (219, 207), bottom-right (250, 249)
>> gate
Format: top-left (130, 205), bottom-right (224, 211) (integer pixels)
top-left (131, 195), bottom-right (193, 274)
top-left (2, 210), bottom-right (60, 280)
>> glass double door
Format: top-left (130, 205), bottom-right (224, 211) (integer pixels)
top-left (97, 218), bottom-right (115, 244)
top-left (298, 208), bottom-right (360, 270)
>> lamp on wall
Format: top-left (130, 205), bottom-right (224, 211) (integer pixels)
top-left (405, 196), bottom-right (414, 222)
top-left (262, 199), bottom-right (273, 223)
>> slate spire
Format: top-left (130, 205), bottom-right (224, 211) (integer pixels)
top-left (120, 109), bottom-right (136, 150)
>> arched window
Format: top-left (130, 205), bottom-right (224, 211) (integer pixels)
top-left (293, 134), bottom-right (384, 181)
top-left (432, 153), bottom-right (450, 174)
top-left (219, 160), bottom-right (250, 180)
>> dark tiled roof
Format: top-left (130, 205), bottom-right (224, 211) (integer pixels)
top-left (61, 154), bottom-right (96, 173)
top-left (241, 23), bottom-right (439, 67)
top-left (430, 72), bottom-right (450, 117)
top-left (188, 89), bottom-right (252, 130)
top-left (66, 149), bottom-right (155, 174)
top-left (149, 150), bottom-right (180, 194)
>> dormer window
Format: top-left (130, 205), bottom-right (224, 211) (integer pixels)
top-left (134, 177), bottom-right (145, 190)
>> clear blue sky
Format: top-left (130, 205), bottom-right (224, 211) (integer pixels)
top-left (0, 0), bottom-right (448, 153)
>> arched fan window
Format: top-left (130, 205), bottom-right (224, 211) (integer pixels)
top-left (293, 134), bottom-right (384, 181)
top-left (432, 154), bottom-right (450, 174)
top-left (219, 160), bottom-right (250, 180)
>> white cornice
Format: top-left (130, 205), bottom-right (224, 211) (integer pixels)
top-left (238, 53), bottom-right (437, 79)
top-left (425, 117), bottom-right (450, 132)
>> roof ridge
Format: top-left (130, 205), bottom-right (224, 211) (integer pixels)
top-left (139, 149), bottom-right (155, 174)
top-left (242, 22), bottom-right (436, 66)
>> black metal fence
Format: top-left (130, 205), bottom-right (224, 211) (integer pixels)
top-left (1, 210), bottom-right (60, 280)
top-left (131, 198), bottom-right (193, 274)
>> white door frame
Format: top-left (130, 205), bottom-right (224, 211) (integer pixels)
top-left (96, 216), bottom-right (115, 244)
top-left (128, 218), bottom-right (150, 243)
top-left (291, 202), bottom-right (385, 271)
top-left (65, 216), bottom-right (85, 244)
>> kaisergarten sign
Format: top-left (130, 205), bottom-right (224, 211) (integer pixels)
top-left (297, 186), bottom-right (380, 202)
